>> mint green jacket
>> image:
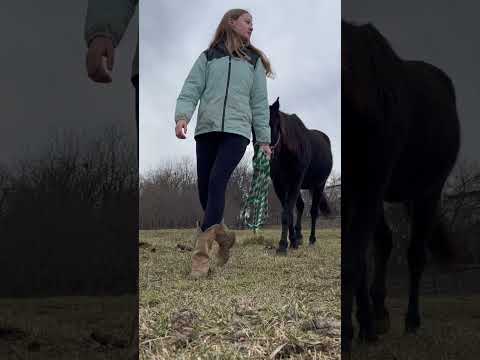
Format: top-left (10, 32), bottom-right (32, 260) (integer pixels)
top-left (175, 42), bottom-right (271, 144)
top-left (84, 0), bottom-right (138, 79)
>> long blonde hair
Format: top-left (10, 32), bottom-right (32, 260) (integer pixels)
top-left (209, 9), bottom-right (274, 78)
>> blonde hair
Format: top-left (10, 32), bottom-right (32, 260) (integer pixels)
top-left (209, 9), bottom-right (274, 78)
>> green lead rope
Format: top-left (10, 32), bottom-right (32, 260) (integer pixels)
top-left (240, 145), bottom-right (270, 232)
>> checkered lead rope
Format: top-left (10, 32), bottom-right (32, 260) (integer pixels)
top-left (240, 145), bottom-right (270, 232)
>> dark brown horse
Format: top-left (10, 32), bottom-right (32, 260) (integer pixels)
top-left (342, 20), bottom-right (460, 355)
top-left (268, 98), bottom-right (333, 254)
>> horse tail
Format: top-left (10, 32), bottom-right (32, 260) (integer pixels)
top-left (427, 217), bottom-right (456, 265)
top-left (319, 193), bottom-right (332, 216)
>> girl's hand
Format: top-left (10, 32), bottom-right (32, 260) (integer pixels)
top-left (175, 120), bottom-right (188, 139)
top-left (86, 36), bottom-right (114, 83)
top-left (259, 144), bottom-right (272, 159)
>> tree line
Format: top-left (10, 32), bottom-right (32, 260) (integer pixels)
top-left (140, 155), bottom-right (341, 229)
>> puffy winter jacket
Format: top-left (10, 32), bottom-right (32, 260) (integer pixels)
top-left (175, 41), bottom-right (271, 144)
top-left (84, 0), bottom-right (138, 80)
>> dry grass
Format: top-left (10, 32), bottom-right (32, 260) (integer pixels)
top-left (351, 295), bottom-right (480, 359)
top-left (139, 228), bottom-right (341, 359)
top-left (0, 295), bottom-right (136, 359)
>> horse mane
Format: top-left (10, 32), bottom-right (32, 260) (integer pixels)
top-left (279, 112), bottom-right (310, 157)
top-left (320, 131), bottom-right (331, 147)
top-left (362, 23), bottom-right (402, 76)
top-left (343, 20), bottom-right (403, 116)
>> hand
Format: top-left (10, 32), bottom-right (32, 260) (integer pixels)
top-left (175, 120), bottom-right (188, 139)
top-left (259, 144), bottom-right (272, 159)
top-left (86, 36), bottom-right (115, 83)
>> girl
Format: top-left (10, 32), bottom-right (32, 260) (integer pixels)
top-left (174, 9), bottom-right (273, 279)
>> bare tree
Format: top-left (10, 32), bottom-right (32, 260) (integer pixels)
top-left (139, 154), bottom-right (343, 230)
top-left (0, 126), bottom-right (138, 296)
top-left (442, 160), bottom-right (480, 228)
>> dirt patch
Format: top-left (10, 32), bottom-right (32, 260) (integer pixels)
top-left (169, 309), bottom-right (199, 347)
top-left (302, 317), bottom-right (341, 337)
top-left (176, 244), bottom-right (193, 252)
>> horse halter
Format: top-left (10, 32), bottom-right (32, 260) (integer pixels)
top-left (270, 133), bottom-right (282, 159)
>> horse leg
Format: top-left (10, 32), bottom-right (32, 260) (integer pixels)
top-left (287, 181), bottom-right (303, 249)
top-left (272, 178), bottom-right (289, 255)
top-left (356, 250), bottom-right (378, 343)
top-left (343, 196), bottom-right (383, 352)
top-left (294, 193), bottom-right (304, 245)
top-left (281, 192), bottom-right (295, 252)
top-left (405, 194), bottom-right (439, 333)
top-left (350, 198), bottom-right (382, 343)
top-left (309, 187), bottom-right (321, 245)
top-left (370, 212), bottom-right (393, 335)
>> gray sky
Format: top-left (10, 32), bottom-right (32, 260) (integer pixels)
top-left (1, 2), bottom-right (137, 169)
top-left (140, 0), bottom-right (341, 176)
top-left (343, 0), bottom-right (480, 167)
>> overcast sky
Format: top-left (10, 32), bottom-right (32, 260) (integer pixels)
top-left (140, 0), bottom-right (341, 176)
top-left (343, 0), bottom-right (480, 168)
top-left (1, 2), bottom-right (137, 171)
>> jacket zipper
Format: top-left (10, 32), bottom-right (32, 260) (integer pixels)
top-left (221, 56), bottom-right (232, 132)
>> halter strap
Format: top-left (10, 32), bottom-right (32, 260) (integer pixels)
top-left (270, 133), bottom-right (282, 159)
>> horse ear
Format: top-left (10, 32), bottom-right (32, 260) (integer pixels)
top-left (271, 97), bottom-right (280, 112)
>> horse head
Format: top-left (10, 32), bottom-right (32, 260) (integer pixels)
top-left (341, 19), bottom-right (403, 121)
top-left (269, 97), bottom-right (282, 154)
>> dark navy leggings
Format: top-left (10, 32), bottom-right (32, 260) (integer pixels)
top-left (195, 132), bottom-right (249, 231)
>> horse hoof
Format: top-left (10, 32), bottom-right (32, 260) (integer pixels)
top-left (375, 313), bottom-right (390, 335)
top-left (276, 248), bottom-right (287, 256)
top-left (404, 315), bottom-right (420, 334)
top-left (405, 325), bottom-right (418, 334)
top-left (296, 235), bottom-right (303, 245)
top-left (308, 242), bottom-right (315, 247)
top-left (405, 324), bottom-right (419, 334)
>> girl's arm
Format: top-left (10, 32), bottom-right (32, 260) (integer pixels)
top-left (84, 0), bottom-right (138, 47)
top-left (175, 53), bottom-right (207, 124)
top-left (250, 58), bottom-right (271, 145)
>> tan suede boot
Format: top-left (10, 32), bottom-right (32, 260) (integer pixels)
top-left (189, 225), bottom-right (216, 279)
top-left (215, 224), bottom-right (236, 266)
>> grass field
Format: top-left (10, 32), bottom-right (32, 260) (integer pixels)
top-left (351, 293), bottom-right (480, 359)
top-left (139, 227), bottom-right (341, 359)
top-left (0, 295), bottom-right (136, 360)
top-left (3, 226), bottom-right (479, 359)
